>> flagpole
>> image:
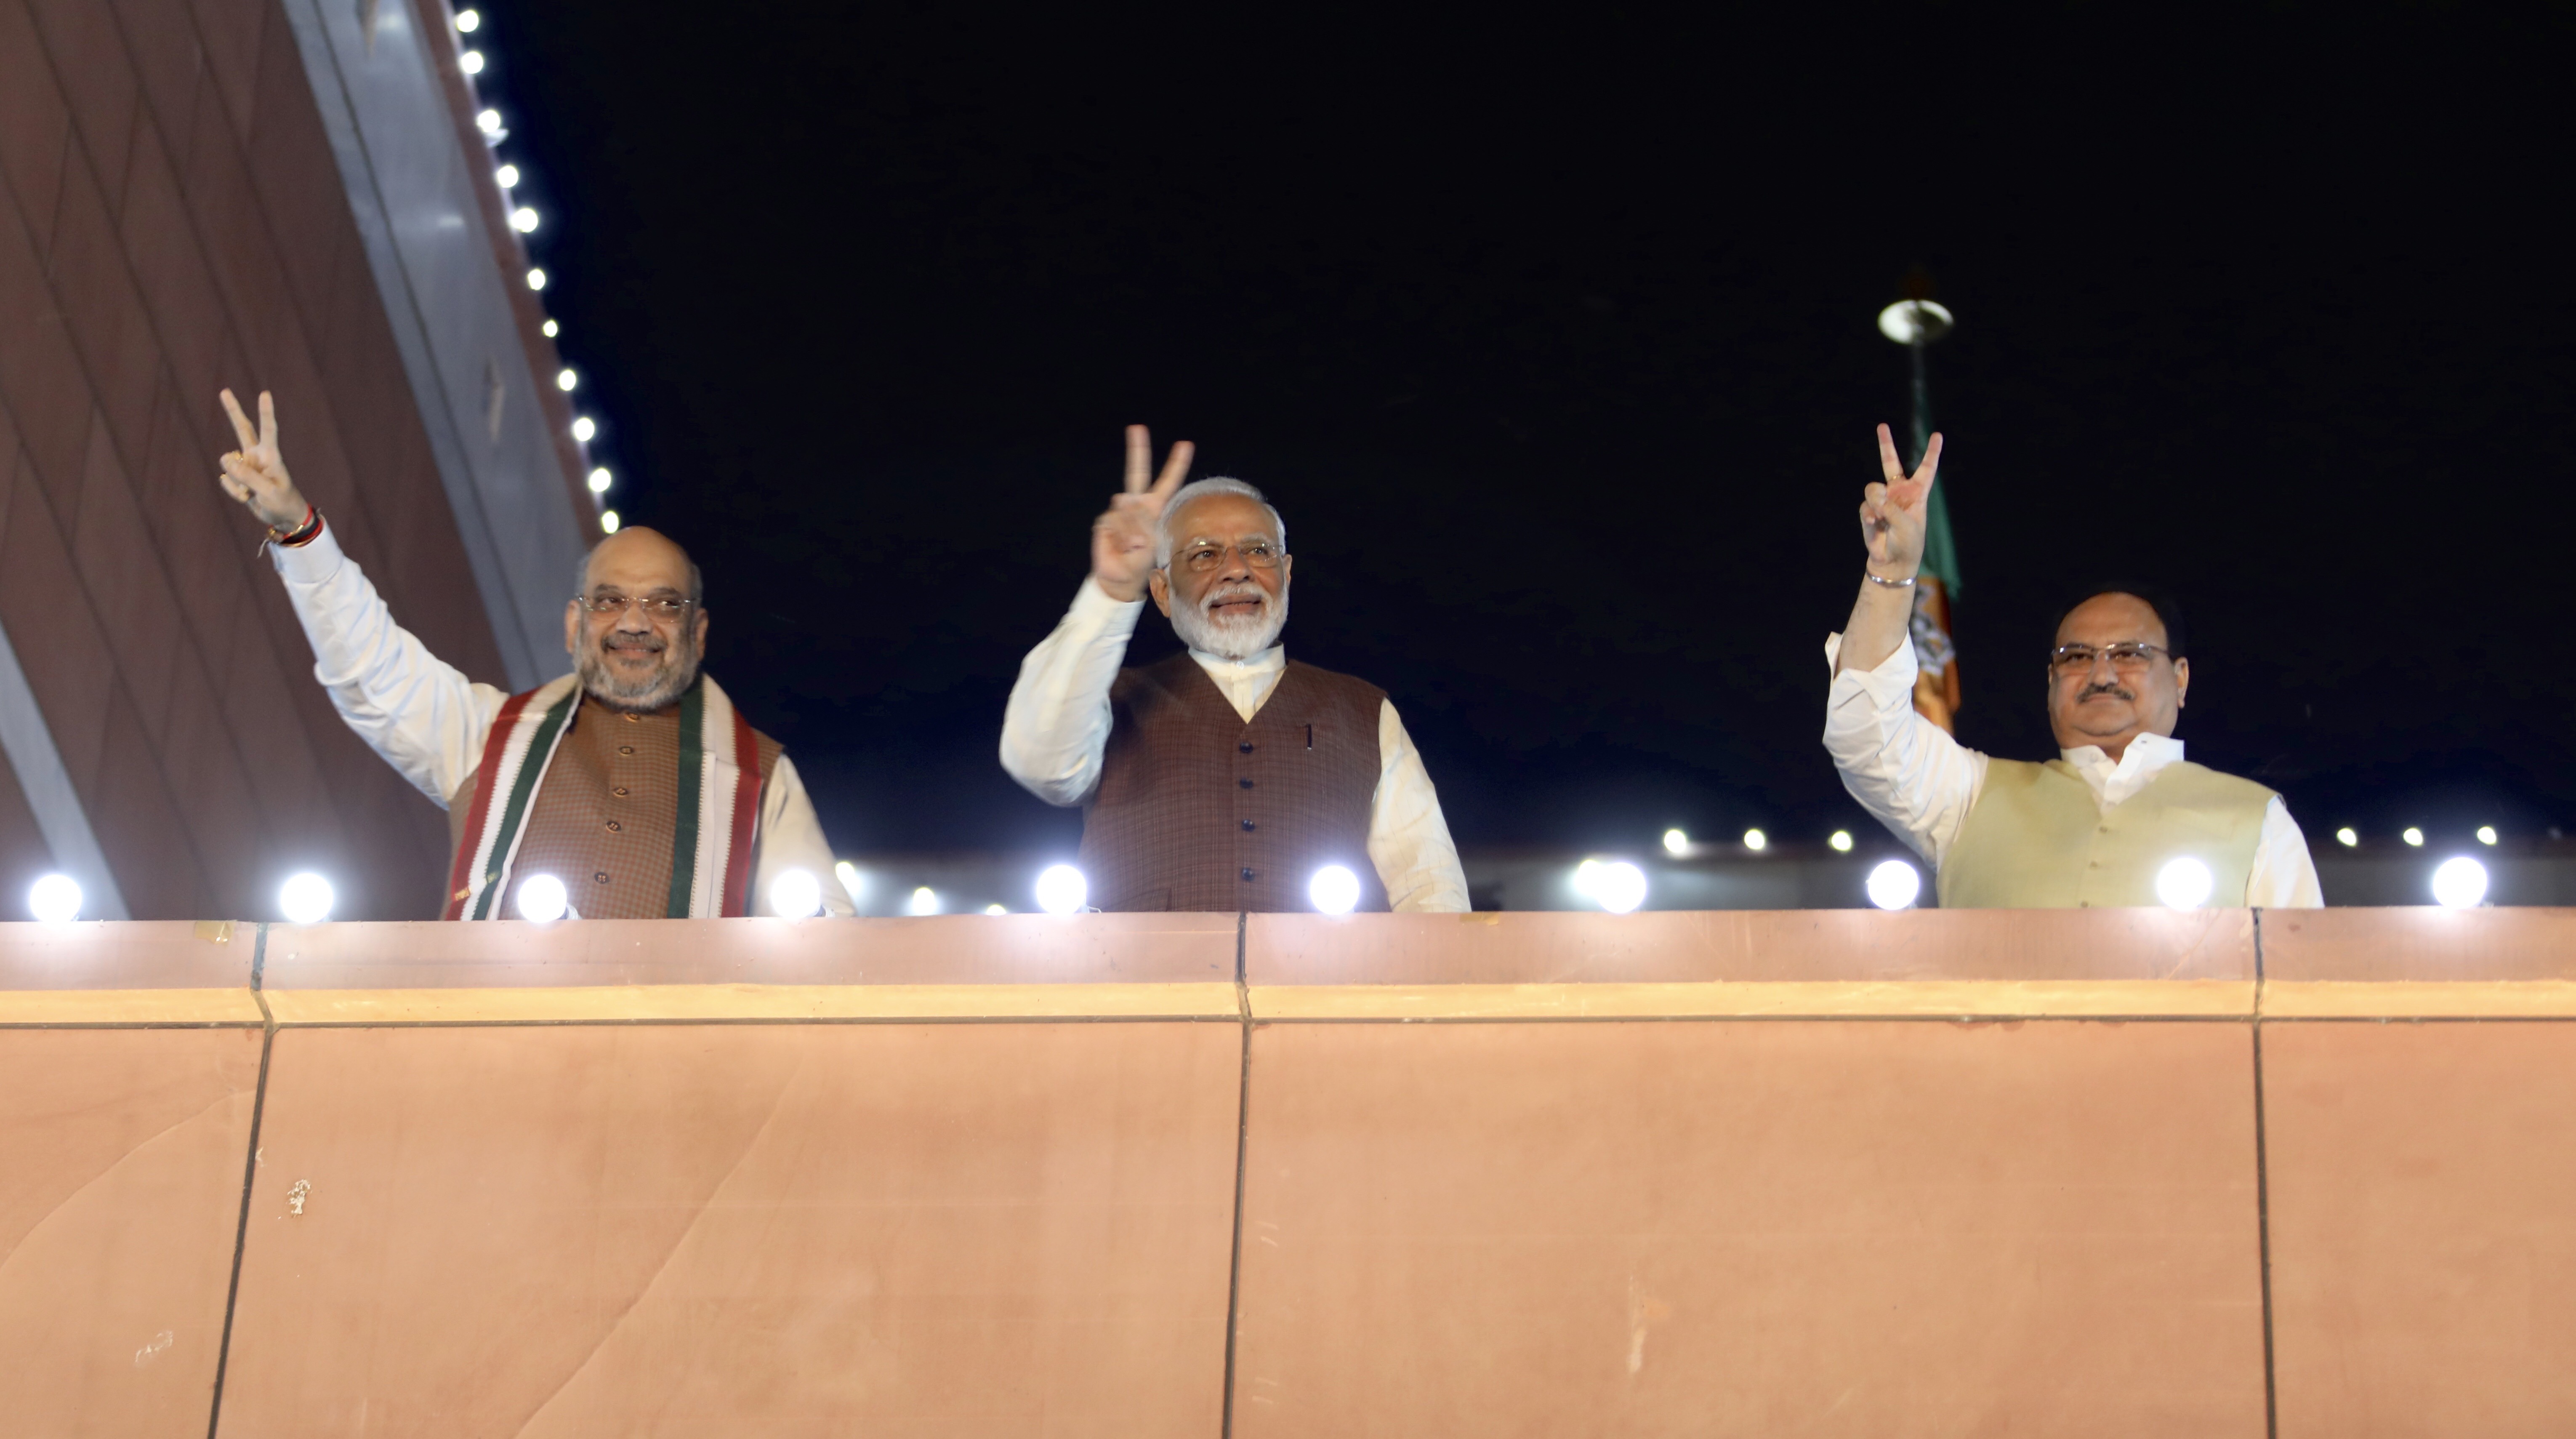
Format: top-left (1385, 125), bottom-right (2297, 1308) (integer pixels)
top-left (1875, 282), bottom-right (1961, 730)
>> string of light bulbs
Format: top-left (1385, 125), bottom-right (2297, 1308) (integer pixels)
top-left (452, 8), bottom-right (622, 535)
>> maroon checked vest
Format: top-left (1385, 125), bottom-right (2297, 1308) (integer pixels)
top-left (1079, 653), bottom-right (1388, 913)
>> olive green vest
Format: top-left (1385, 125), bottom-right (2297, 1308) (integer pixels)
top-left (1938, 757), bottom-right (2274, 909)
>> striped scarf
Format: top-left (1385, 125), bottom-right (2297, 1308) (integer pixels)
top-left (441, 673), bottom-right (764, 920)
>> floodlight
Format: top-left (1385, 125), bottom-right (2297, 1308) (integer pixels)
top-left (279, 871), bottom-right (335, 924)
top-left (1742, 829), bottom-right (1767, 852)
top-left (770, 869), bottom-right (823, 918)
top-left (1865, 859), bottom-right (1920, 910)
top-left (2156, 857), bottom-right (2214, 911)
top-left (1662, 828), bottom-right (1688, 855)
top-left (907, 886), bottom-right (941, 916)
top-left (1034, 864), bottom-right (1088, 914)
top-left (1309, 865), bottom-right (1361, 915)
top-left (516, 873), bottom-right (568, 922)
top-left (1829, 830), bottom-right (1854, 852)
top-left (2432, 857), bottom-right (2489, 909)
top-left (1588, 861), bottom-right (1647, 914)
top-left (28, 873), bottom-right (81, 923)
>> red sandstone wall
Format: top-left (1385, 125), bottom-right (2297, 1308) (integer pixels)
top-left (5, 908), bottom-right (2575, 1434)
top-left (0, 0), bottom-right (516, 919)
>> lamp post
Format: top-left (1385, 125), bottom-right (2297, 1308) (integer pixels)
top-left (1874, 282), bottom-right (1963, 731)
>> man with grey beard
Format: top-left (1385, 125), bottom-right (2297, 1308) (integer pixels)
top-left (213, 389), bottom-right (848, 919)
top-left (1001, 427), bottom-right (1468, 912)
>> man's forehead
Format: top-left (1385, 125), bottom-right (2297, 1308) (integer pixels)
top-left (584, 533), bottom-right (692, 592)
top-left (1171, 493), bottom-right (1278, 540)
top-left (2056, 594), bottom-right (2166, 645)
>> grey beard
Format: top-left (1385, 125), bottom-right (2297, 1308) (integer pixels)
top-left (1172, 587), bottom-right (1288, 661)
top-left (578, 635), bottom-right (701, 712)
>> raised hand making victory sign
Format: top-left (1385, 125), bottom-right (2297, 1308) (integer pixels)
top-left (1090, 425), bottom-right (1195, 602)
top-left (1838, 422), bottom-right (1944, 674)
top-left (214, 388), bottom-right (314, 537)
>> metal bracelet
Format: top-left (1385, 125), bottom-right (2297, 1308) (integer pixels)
top-left (1864, 570), bottom-right (1918, 588)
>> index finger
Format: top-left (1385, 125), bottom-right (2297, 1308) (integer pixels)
top-left (1150, 440), bottom-right (1193, 501)
top-left (219, 389), bottom-right (258, 452)
top-left (1125, 425), bottom-right (1151, 494)
top-left (1875, 423), bottom-right (1905, 484)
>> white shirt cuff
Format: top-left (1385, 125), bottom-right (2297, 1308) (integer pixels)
top-left (268, 520), bottom-right (347, 585)
top-left (1067, 575), bottom-right (1147, 632)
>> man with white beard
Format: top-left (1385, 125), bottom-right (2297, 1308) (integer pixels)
top-left (213, 389), bottom-right (849, 919)
top-left (1001, 427), bottom-right (1469, 912)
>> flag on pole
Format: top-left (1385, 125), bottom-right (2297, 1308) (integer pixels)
top-left (1909, 458), bottom-right (1963, 732)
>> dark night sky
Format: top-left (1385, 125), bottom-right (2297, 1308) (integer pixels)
top-left (474, 3), bottom-right (2573, 859)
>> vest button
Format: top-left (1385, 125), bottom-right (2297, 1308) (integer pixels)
top-left (1239, 741), bottom-right (1253, 753)
top-left (1240, 867), bottom-right (1255, 882)
top-left (1238, 778), bottom-right (1253, 789)
top-left (593, 872), bottom-right (610, 885)
top-left (1241, 819), bottom-right (1256, 831)
top-left (612, 786), bottom-right (629, 797)
top-left (618, 745), bottom-right (636, 756)
top-left (606, 820), bottom-right (623, 833)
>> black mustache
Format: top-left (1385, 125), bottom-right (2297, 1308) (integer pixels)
top-left (2079, 682), bottom-right (2134, 702)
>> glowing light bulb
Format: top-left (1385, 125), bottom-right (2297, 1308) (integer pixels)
top-left (1309, 864), bottom-right (1361, 915)
top-left (455, 8), bottom-right (480, 31)
top-left (2156, 857), bottom-right (2214, 911)
top-left (525, 267), bottom-right (546, 290)
top-left (556, 368), bottom-right (577, 392)
top-left (1866, 859), bottom-right (1920, 910)
top-left (1662, 828), bottom-right (1688, 855)
top-left (599, 510), bottom-right (620, 534)
top-left (983, 903), bottom-right (1008, 915)
top-left (1588, 861), bottom-right (1647, 914)
top-left (28, 873), bottom-right (82, 923)
top-left (907, 886), bottom-right (941, 915)
top-left (516, 873), bottom-right (568, 922)
top-left (2477, 826), bottom-right (2499, 846)
top-left (572, 416), bottom-right (596, 442)
top-left (587, 467), bottom-right (611, 493)
top-left (510, 206), bottom-right (538, 232)
top-left (769, 869), bottom-right (822, 918)
top-left (279, 871), bottom-right (335, 924)
top-left (460, 50), bottom-right (485, 74)
top-left (495, 164), bottom-right (519, 189)
top-left (1742, 828), bottom-right (1767, 853)
top-left (1828, 830), bottom-right (1854, 853)
top-left (2336, 827), bottom-right (2358, 847)
top-left (476, 108), bottom-right (502, 134)
top-left (2432, 856), bottom-right (2489, 909)
top-left (2402, 827), bottom-right (2424, 847)
top-left (542, 319), bottom-right (558, 337)
top-left (1034, 864), bottom-right (1087, 914)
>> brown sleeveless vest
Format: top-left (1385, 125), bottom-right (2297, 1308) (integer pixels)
top-left (1079, 653), bottom-right (1386, 913)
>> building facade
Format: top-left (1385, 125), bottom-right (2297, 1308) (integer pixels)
top-left (0, 0), bottom-right (592, 919)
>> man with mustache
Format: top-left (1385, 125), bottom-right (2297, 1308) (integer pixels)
top-left (1823, 425), bottom-right (2321, 907)
top-left (213, 389), bottom-right (849, 918)
top-left (1001, 427), bottom-right (1469, 912)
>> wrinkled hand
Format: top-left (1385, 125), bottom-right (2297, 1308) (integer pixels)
top-left (216, 389), bottom-right (310, 532)
top-left (1859, 422), bottom-right (1942, 578)
top-left (1090, 425), bottom-right (1193, 602)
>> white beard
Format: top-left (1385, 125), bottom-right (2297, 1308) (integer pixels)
top-left (577, 630), bottom-right (701, 712)
top-left (1171, 583), bottom-right (1288, 660)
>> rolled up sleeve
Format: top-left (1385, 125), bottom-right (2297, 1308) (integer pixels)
top-left (1822, 632), bottom-right (1986, 868)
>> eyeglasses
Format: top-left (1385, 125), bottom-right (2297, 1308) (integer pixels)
top-left (1169, 539), bottom-right (1283, 574)
top-left (2049, 641), bottom-right (2172, 675)
top-left (579, 593), bottom-right (694, 621)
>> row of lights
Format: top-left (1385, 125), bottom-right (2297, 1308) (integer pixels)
top-left (2336, 826), bottom-right (2500, 848)
top-left (1665, 828), bottom-right (1861, 855)
top-left (454, 10), bottom-right (622, 536)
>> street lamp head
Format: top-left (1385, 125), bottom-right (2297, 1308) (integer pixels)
top-left (1877, 299), bottom-right (1955, 346)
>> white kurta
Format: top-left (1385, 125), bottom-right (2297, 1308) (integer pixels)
top-left (1822, 632), bottom-right (2323, 907)
top-left (269, 525), bottom-right (852, 916)
top-left (1000, 580), bottom-right (1471, 912)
